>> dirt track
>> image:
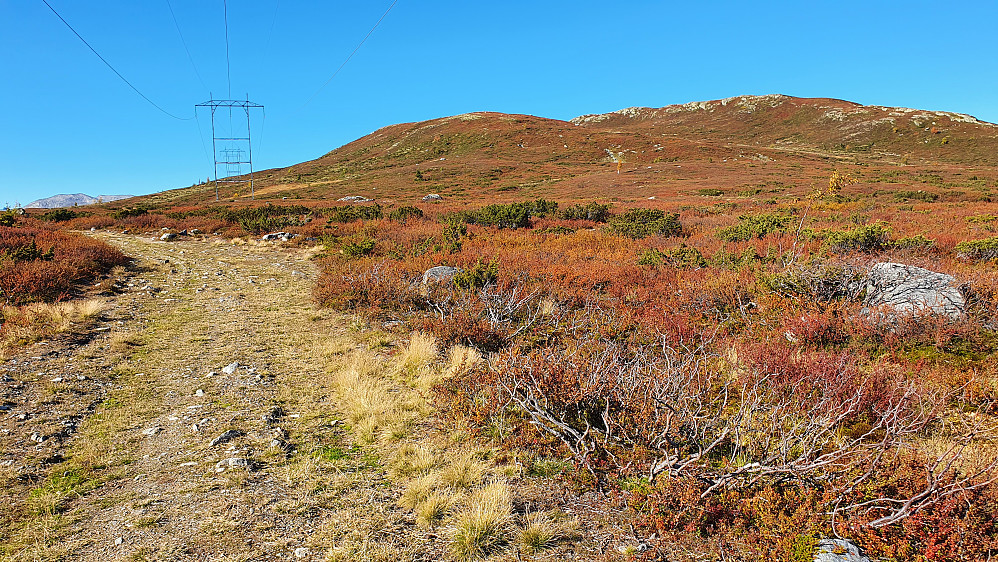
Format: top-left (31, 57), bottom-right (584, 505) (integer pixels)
top-left (1, 233), bottom-right (405, 561)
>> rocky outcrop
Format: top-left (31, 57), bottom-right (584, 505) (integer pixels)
top-left (863, 262), bottom-right (965, 320)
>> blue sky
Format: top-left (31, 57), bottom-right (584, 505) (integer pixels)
top-left (1, 0), bottom-right (996, 205)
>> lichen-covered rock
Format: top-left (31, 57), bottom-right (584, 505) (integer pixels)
top-left (815, 539), bottom-right (869, 562)
top-left (422, 266), bottom-right (461, 285)
top-left (422, 194), bottom-right (443, 202)
top-left (863, 262), bottom-right (964, 320)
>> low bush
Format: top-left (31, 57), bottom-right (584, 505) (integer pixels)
top-left (638, 245), bottom-right (707, 269)
top-left (326, 204), bottom-right (383, 223)
top-left (717, 213), bottom-right (791, 241)
top-left (559, 202), bottom-right (610, 222)
top-left (342, 238), bottom-right (376, 258)
top-left (956, 237), bottom-right (998, 261)
top-left (389, 206), bottom-right (425, 223)
top-left (40, 209), bottom-right (79, 222)
top-left (0, 225), bottom-right (128, 304)
top-left (824, 223), bottom-right (892, 253)
top-left (606, 209), bottom-right (681, 239)
top-left (893, 190), bottom-right (939, 202)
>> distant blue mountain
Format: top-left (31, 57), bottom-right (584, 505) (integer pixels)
top-left (25, 193), bottom-right (134, 209)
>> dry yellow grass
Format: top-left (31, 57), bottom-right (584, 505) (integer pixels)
top-left (449, 479), bottom-right (514, 560)
top-left (1, 299), bottom-right (108, 354)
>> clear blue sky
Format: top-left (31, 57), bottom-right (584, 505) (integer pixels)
top-left (1, 0), bottom-right (996, 206)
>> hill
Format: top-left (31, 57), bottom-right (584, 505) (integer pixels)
top-left (133, 94), bottom-right (998, 208)
top-left (26, 193), bottom-right (134, 208)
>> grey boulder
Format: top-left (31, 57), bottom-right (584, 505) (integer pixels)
top-left (863, 262), bottom-right (964, 320)
top-left (814, 539), bottom-right (869, 562)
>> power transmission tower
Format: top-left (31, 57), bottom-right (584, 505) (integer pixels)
top-left (196, 95), bottom-right (264, 201)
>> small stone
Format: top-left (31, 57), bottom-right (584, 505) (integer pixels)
top-left (222, 362), bottom-right (239, 375)
top-left (210, 429), bottom-right (243, 447)
top-left (191, 424), bottom-right (200, 432)
top-left (294, 547), bottom-right (310, 558)
top-left (141, 427), bottom-right (161, 436)
top-left (30, 432), bottom-right (44, 443)
top-left (215, 457), bottom-right (249, 472)
top-left (77, 375), bottom-right (86, 381)
top-left (114, 537), bottom-right (124, 546)
top-left (195, 389), bottom-right (205, 397)
top-left (49, 377), bottom-right (63, 383)
top-left (160, 233), bottom-right (177, 241)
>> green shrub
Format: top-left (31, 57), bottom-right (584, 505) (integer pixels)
top-left (326, 204), bottom-right (382, 223)
top-left (1, 240), bottom-right (54, 262)
top-left (956, 237), bottom-right (998, 261)
top-left (606, 209), bottom-right (682, 239)
top-left (824, 223), bottom-right (891, 253)
top-left (559, 202), bottom-right (610, 222)
top-left (535, 226), bottom-right (576, 235)
top-left (0, 211), bottom-right (17, 227)
top-left (453, 259), bottom-right (499, 289)
top-left (639, 245), bottom-right (707, 268)
top-left (341, 238), bottom-right (376, 258)
top-left (442, 217), bottom-right (467, 253)
top-left (40, 209), bottom-right (78, 222)
top-left (893, 235), bottom-right (935, 250)
top-left (716, 213), bottom-right (791, 242)
top-left (111, 206), bottom-right (149, 220)
top-left (893, 190), bottom-right (938, 202)
top-left (389, 206), bottom-right (424, 223)
top-left (697, 188), bottom-right (724, 197)
top-left (473, 203), bottom-right (530, 229)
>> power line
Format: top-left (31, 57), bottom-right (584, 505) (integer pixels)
top-left (165, 0), bottom-right (209, 92)
top-left (299, 0), bottom-right (400, 109)
top-left (39, 0), bottom-right (192, 120)
top-left (223, 0), bottom-right (232, 99)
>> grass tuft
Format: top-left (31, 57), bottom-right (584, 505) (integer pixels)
top-left (450, 479), bottom-right (513, 560)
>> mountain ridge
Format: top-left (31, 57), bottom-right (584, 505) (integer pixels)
top-left (26, 193), bottom-right (134, 209)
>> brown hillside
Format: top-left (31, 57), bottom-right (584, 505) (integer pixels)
top-left (133, 95), bottom-right (998, 208)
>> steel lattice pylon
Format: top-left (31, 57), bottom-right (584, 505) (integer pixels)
top-left (196, 96), bottom-right (264, 201)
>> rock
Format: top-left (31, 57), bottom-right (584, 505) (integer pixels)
top-left (863, 262), bottom-right (964, 321)
top-left (215, 457), bottom-right (249, 472)
top-left (222, 362), bottom-right (239, 375)
top-left (141, 427), bottom-right (161, 436)
top-left (337, 196), bottom-right (372, 202)
top-left (49, 377), bottom-right (63, 383)
top-left (422, 266), bottom-right (462, 285)
top-left (160, 232), bottom-right (177, 241)
top-left (114, 537), bottom-right (124, 546)
top-left (422, 193), bottom-right (443, 202)
top-left (262, 406), bottom-right (284, 424)
top-left (210, 429), bottom-right (244, 447)
top-left (30, 432), bottom-right (44, 443)
top-left (261, 232), bottom-right (297, 242)
top-left (294, 547), bottom-right (310, 558)
top-left (90, 227), bottom-right (97, 232)
top-left (190, 229), bottom-right (201, 235)
top-left (195, 389), bottom-right (204, 397)
top-left (815, 539), bottom-right (869, 562)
